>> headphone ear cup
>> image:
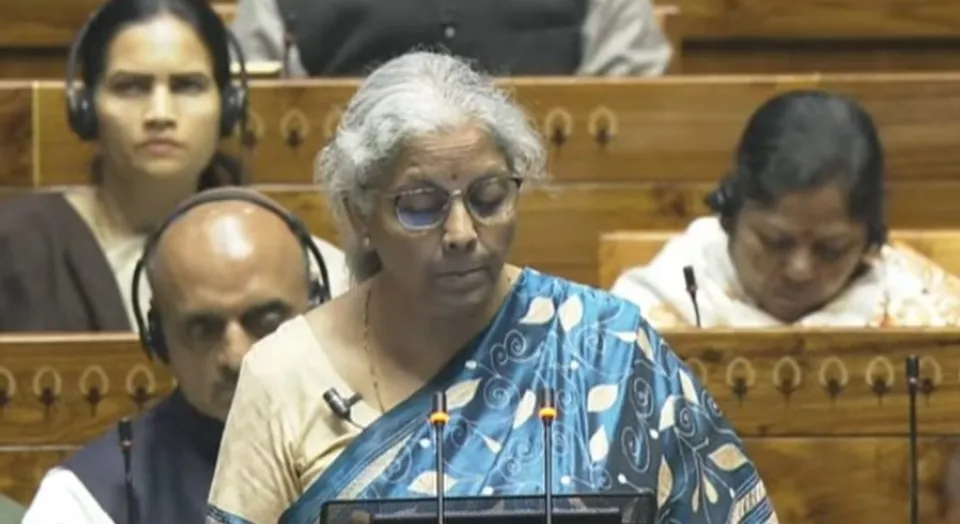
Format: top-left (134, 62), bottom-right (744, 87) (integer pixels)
top-left (220, 86), bottom-right (245, 138)
top-left (68, 89), bottom-right (98, 141)
top-left (147, 308), bottom-right (170, 364)
top-left (308, 279), bottom-right (327, 308)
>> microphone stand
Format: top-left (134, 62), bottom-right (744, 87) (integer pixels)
top-left (117, 418), bottom-right (138, 524)
top-left (906, 355), bottom-right (919, 524)
top-left (429, 392), bottom-right (449, 524)
top-left (539, 389), bottom-right (557, 524)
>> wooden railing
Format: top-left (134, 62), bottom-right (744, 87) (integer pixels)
top-left (2, 330), bottom-right (960, 520)
top-left (4, 75), bottom-right (960, 285)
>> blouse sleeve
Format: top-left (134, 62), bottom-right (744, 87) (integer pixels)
top-left (644, 323), bottom-right (778, 523)
top-left (207, 353), bottom-right (301, 524)
top-left (578, 0), bottom-right (673, 76)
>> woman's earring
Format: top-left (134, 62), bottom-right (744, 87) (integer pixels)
top-left (361, 235), bottom-right (372, 250)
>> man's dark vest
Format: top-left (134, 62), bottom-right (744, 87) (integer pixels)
top-left (275, 0), bottom-right (587, 76)
top-left (63, 390), bottom-right (224, 524)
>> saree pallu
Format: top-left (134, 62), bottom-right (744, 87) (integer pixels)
top-left (208, 268), bottom-right (777, 524)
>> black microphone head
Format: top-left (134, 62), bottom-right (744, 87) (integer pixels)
top-left (906, 355), bottom-right (920, 378)
top-left (682, 265), bottom-right (697, 291)
top-left (323, 388), bottom-right (350, 419)
top-left (539, 388), bottom-right (556, 409)
top-left (432, 391), bottom-right (447, 413)
top-left (117, 418), bottom-right (133, 446)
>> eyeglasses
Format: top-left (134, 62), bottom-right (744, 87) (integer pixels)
top-left (384, 175), bottom-right (523, 230)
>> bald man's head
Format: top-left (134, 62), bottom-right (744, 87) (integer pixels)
top-left (145, 197), bottom-right (312, 421)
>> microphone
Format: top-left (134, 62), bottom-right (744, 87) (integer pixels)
top-left (323, 388), bottom-right (364, 429)
top-left (429, 392), bottom-right (450, 524)
top-left (906, 355), bottom-right (919, 524)
top-left (682, 265), bottom-right (702, 328)
top-left (117, 418), bottom-right (138, 524)
top-left (539, 389), bottom-right (557, 524)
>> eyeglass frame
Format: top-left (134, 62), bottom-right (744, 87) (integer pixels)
top-left (372, 174), bottom-right (525, 231)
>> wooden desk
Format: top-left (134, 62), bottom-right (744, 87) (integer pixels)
top-left (2, 330), bottom-right (960, 521)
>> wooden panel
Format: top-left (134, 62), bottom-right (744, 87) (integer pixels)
top-left (4, 330), bottom-right (960, 448)
top-left (744, 437), bottom-right (960, 523)
top-left (680, 41), bottom-right (960, 75)
top-left (0, 0), bottom-right (101, 47)
top-left (3, 436), bottom-right (960, 523)
top-left (598, 230), bottom-right (675, 289)
top-left (665, 329), bottom-right (960, 436)
top-left (666, 0), bottom-right (960, 40)
top-left (0, 448), bottom-right (69, 505)
top-left (0, 83), bottom-right (34, 188)
top-left (25, 75), bottom-right (960, 186)
top-left (0, 335), bottom-right (169, 447)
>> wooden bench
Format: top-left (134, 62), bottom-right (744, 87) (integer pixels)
top-left (597, 229), bottom-right (960, 289)
top-left (0, 1), bottom-right (682, 79)
top-left (660, 0), bottom-right (960, 74)
top-left (4, 75), bottom-right (960, 285)
top-left (2, 330), bottom-right (960, 521)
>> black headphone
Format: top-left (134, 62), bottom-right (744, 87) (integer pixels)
top-left (65, 0), bottom-right (249, 141)
top-left (131, 188), bottom-right (332, 363)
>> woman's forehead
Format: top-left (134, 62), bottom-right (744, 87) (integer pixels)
top-left (105, 15), bottom-right (213, 76)
top-left (390, 127), bottom-right (508, 187)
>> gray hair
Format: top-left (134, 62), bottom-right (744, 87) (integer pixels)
top-left (315, 51), bottom-right (547, 282)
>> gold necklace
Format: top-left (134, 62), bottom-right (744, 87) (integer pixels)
top-left (362, 285), bottom-right (388, 413)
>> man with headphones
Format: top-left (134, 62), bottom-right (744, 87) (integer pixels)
top-left (23, 188), bottom-right (342, 524)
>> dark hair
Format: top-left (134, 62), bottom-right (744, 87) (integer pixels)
top-left (707, 90), bottom-right (886, 246)
top-left (81, 0), bottom-right (244, 188)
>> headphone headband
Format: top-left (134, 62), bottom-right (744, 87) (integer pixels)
top-left (131, 188), bottom-right (332, 361)
top-left (65, 0), bottom-right (249, 140)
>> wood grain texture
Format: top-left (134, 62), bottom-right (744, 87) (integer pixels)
top-left (4, 438), bottom-right (960, 523)
top-left (0, 447), bottom-right (70, 505)
top-left (19, 75), bottom-right (960, 186)
top-left (0, 0), bottom-right (102, 47)
top-left (0, 334), bottom-right (169, 446)
top-left (2, 330), bottom-right (959, 447)
top-left (665, 0), bottom-right (960, 40)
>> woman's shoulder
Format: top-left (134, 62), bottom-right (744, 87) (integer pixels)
top-left (0, 192), bottom-right (71, 230)
top-left (242, 315), bottom-right (326, 383)
top-left (243, 290), bottom-right (363, 386)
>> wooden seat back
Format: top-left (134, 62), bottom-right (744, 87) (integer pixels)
top-left (660, 0), bottom-right (960, 73)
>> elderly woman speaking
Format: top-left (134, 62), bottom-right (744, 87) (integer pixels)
top-left (206, 51), bottom-right (776, 524)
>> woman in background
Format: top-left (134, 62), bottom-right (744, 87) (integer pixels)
top-left (231, 0), bottom-right (672, 77)
top-left (612, 90), bottom-right (960, 328)
top-left (0, 0), bottom-right (347, 332)
top-left (207, 51), bottom-right (774, 524)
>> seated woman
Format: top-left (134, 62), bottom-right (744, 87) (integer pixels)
top-left (206, 51), bottom-right (775, 524)
top-left (0, 0), bottom-right (348, 332)
top-left (231, 0), bottom-right (671, 77)
top-left (611, 90), bottom-right (960, 328)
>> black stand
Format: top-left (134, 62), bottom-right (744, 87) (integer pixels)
top-left (320, 493), bottom-right (656, 524)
